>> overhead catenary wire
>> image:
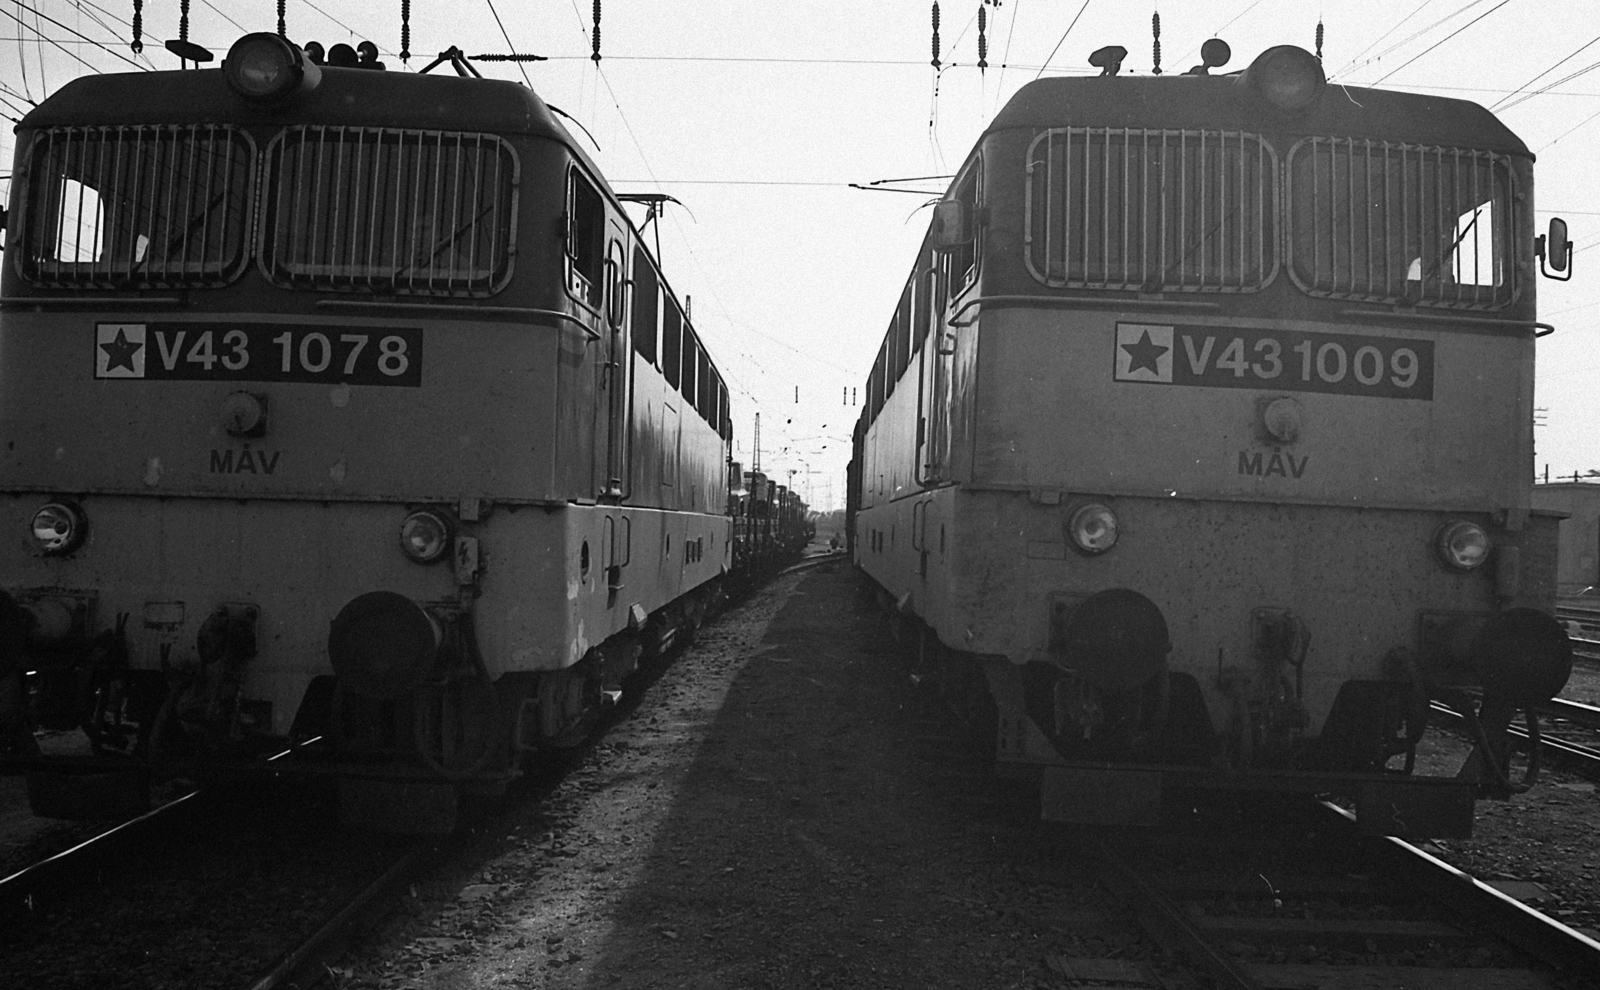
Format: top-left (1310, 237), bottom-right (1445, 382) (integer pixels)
top-left (483, 0), bottom-right (533, 87)
top-left (1330, 0), bottom-right (1436, 78)
top-left (14, 0), bottom-right (31, 97)
top-left (290, 0), bottom-right (405, 64)
top-left (554, 6), bottom-right (771, 407)
top-left (616, 178), bottom-right (898, 188)
top-left (1537, 104), bottom-right (1600, 151)
top-left (1365, 0), bottom-right (1509, 86)
top-left (1489, 33), bottom-right (1600, 110)
top-left (992, 0), bottom-right (1020, 113)
top-left (535, 53), bottom-right (1094, 72)
top-left (0, 84), bottom-right (30, 118)
top-left (8, 0), bottom-right (146, 70)
top-left (560, 15), bottom-right (850, 456)
top-left (0, 73), bottom-right (35, 105)
top-left (1498, 56), bottom-right (1600, 115)
top-left (1036, 0), bottom-right (1092, 80)
top-left (0, 5), bottom-right (135, 74)
top-left (1171, 0), bottom-right (1266, 70)
top-left (66, 0), bottom-right (160, 67)
top-left (1333, 0), bottom-right (1493, 81)
top-left (28, 0), bottom-right (47, 92)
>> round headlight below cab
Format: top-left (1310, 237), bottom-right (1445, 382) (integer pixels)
top-left (1436, 520), bottom-right (1490, 571)
top-left (30, 501), bottom-right (87, 555)
top-left (1067, 502), bottom-right (1119, 555)
top-left (399, 510), bottom-right (453, 564)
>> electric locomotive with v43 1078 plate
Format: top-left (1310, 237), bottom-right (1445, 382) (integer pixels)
top-left (0, 34), bottom-right (806, 832)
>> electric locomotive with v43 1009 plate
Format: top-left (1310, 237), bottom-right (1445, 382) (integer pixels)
top-left (849, 38), bottom-right (1576, 838)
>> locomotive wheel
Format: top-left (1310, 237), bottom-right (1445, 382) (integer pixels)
top-left (413, 672), bottom-right (501, 778)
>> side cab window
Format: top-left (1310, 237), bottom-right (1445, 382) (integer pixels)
top-left (566, 168), bottom-right (605, 310)
top-left (632, 248), bottom-right (660, 366)
top-left (662, 301), bottom-right (683, 388)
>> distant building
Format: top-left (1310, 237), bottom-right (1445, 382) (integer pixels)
top-left (1533, 481), bottom-right (1600, 597)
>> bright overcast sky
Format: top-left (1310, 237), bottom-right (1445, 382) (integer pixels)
top-left (2, 1), bottom-right (1597, 509)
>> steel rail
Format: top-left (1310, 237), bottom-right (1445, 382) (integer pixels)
top-left (1321, 801), bottom-right (1600, 981)
top-left (1103, 801), bottom-right (1600, 986)
top-left (1430, 700), bottom-right (1600, 766)
top-left (246, 842), bottom-right (432, 990)
top-left (0, 790), bottom-right (200, 917)
top-left (782, 550), bottom-right (849, 575)
top-left (1544, 696), bottom-right (1600, 730)
top-left (1094, 841), bottom-right (1262, 990)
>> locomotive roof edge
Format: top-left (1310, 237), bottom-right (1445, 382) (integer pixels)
top-left (985, 75), bottom-right (1531, 159)
top-left (14, 65), bottom-right (610, 192)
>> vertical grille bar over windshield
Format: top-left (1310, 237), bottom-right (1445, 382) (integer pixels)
top-left (259, 126), bottom-right (518, 296)
top-left (1024, 127), bottom-right (1278, 293)
top-left (1286, 138), bottom-right (1515, 309)
top-left (18, 125), bottom-right (254, 288)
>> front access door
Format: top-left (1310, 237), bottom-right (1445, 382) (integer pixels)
top-left (596, 229), bottom-right (630, 500)
top-left (918, 265), bottom-right (953, 485)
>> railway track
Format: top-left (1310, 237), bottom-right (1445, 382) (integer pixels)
top-left (0, 778), bottom-right (420, 985)
top-left (891, 605), bottom-right (1600, 988)
top-left (1431, 699), bottom-right (1600, 773)
top-left (0, 790), bottom-right (201, 919)
top-left (1556, 604), bottom-right (1600, 662)
top-left (247, 843), bottom-right (433, 990)
top-left (0, 781), bottom-right (429, 988)
top-left (249, 563), bottom-right (849, 987)
top-left (1092, 797), bottom-right (1600, 989)
top-left (1, 560), bottom-right (829, 986)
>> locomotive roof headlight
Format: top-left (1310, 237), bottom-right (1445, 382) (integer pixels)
top-left (224, 33), bottom-right (322, 102)
top-left (30, 500), bottom-right (87, 556)
top-left (1240, 45), bottom-right (1325, 113)
top-left (1067, 502), bottom-right (1119, 555)
top-left (1435, 520), bottom-right (1491, 571)
top-left (399, 509), bottom-right (453, 564)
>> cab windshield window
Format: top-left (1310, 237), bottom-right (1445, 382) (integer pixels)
top-left (19, 124), bottom-right (254, 288)
top-left (259, 126), bottom-right (518, 296)
top-left (1287, 138), bottom-right (1514, 309)
top-left (1025, 127), bottom-right (1278, 293)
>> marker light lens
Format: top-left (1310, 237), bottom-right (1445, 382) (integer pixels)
top-left (224, 33), bottom-right (308, 101)
top-left (1246, 45), bottom-right (1325, 112)
top-left (1068, 502), bottom-right (1119, 555)
top-left (30, 501), bottom-right (86, 555)
top-left (1436, 520), bottom-right (1490, 570)
top-left (399, 510), bottom-right (453, 564)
